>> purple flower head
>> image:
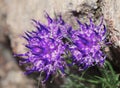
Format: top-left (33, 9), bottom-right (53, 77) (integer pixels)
top-left (17, 14), bottom-right (68, 82)
top-left (68, 17), bottom-right (107, 69)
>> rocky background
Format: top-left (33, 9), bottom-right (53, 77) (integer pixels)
top-left (0, 0), bottom-right (120, 88)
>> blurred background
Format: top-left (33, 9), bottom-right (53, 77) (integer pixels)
top-left (0, 0), bottom-right (120, 88)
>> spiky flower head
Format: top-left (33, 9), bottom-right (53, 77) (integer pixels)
top-left (68, 17), bottom-right (107, 70)
top-left (17, 14), bottom-right (68, 82)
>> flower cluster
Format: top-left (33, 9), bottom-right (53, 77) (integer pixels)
top-left (16, 14), bottom-right (107, 82)
top-left (68, 18), bottom-right (106, 69)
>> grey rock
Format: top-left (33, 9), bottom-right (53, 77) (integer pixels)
top-left (0, 0), bottom-right (8, 43)
top-left (102, 0), bottom-right (120, 47)
top-left (0, 43), bottom-right (35, 88)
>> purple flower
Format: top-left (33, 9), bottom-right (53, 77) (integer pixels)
top-left (16, 13), bottom-right (107, 82)
top-left (17, 14), bottom-right (68, 82)
top-left (68, 17), bottom-right (106, 69)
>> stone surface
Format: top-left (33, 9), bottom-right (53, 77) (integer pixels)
top-left (101, 0), bottom-right (120, 68)
top-left (0, 43), bottom-right (35, 88)
top-left (102, 0), bottom-right (120, 47)
top-left (0, 0), bottom-right (8, 43)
